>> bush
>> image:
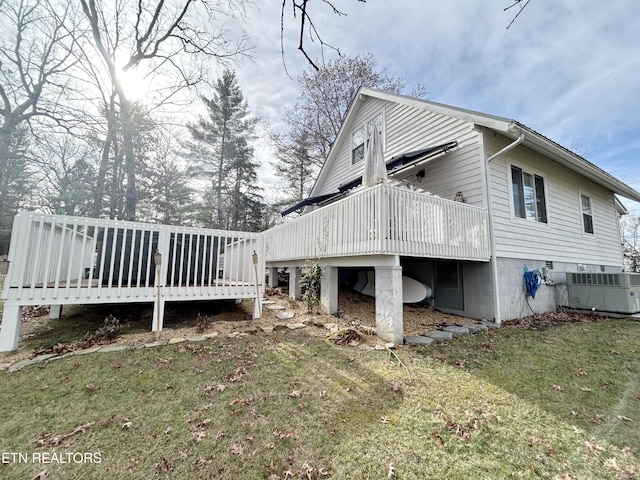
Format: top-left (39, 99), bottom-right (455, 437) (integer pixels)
top-left (300, 261), bottom-right (322, 313)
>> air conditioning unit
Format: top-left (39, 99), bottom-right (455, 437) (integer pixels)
top-left (566, 272), bottom-right (640, 314)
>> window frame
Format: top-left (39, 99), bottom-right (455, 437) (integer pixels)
top-left (510, 165), bottom-right (548, 224)
top-left (350, 112), bottom-right (384, 165)
top-left (580, 192), bottom-right (594, 235)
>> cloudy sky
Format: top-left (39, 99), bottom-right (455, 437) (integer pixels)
top-left (221, 1), bottom-right (639, 213)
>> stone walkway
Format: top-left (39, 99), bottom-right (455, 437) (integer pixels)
top-left (404, 319), bottom-right (498, 346)
top-left (0, 298), bottom-right (498, 373)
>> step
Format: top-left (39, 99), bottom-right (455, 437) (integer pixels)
top-left (463, 323), bottom-right (489, 334)
top-left (442, 325), bottom-right (470, 336)
top-left (404, 336), bottom-right (435, 346)
top-left (276, 312), bottom-right (295, 320)
top-left (266, 305), bottom-right (285, 310)
top-left (424, 330), bottom-right (453, 342)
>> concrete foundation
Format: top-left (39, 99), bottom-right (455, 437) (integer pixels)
top-left (289, 267), bottom-right (302, 300)
top-left (320, 265), bottom-right (338, 315)
top-left (374, 265), bottom-right (403, 344)
top-left (268, 267), bottom-right (278, 288)
top-left (0, 304), bottom-right (22, 352)
top-left (49, 304), bottom-right (62, 319)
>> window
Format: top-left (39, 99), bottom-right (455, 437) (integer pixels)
top-left (351, 113), bottom-right (383, 165)
top-left (581, 194), bottom-right (594, 234)
top-left (511, 166), bottom-right (547, 223)
top-left (351, 126), bottom-right (365, 164)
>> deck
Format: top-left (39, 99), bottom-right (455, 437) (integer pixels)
top-left (265, 183), bottom-right (490, 265)
top-left (0, 213), bottom-right (264, 352)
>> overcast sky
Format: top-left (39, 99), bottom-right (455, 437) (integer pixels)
top-left (218, 1), bottom-right (639, 213)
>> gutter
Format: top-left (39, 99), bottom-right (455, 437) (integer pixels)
top-left (484, 131), bottom-right (525, 324)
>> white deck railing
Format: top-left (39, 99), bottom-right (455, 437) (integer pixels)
top-left (265, 183), bottom-right (490, 263)
top-left (2, 213), bottom-right (264, 306)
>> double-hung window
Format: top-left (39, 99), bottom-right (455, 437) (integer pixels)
top-left (351, 113), bottom-right (383, 165)
top-left (511, 166), bottom-right (547, 223)
top-left (581, 194), bottom-right (594, 234)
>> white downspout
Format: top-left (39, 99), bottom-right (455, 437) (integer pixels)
top-left (484, 131), bottom-right (525, 324)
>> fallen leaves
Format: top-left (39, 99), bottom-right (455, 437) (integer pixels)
top-left (552, 384), bottom-right (564, 392)
top-left (31, 422), bottom-right (95, 447)
top-left (230, 443), bottom-right (244, 455)
top-left (617, 415), bottom-right (633, 422)
top-left (387, 463), bottom-right (396, 478)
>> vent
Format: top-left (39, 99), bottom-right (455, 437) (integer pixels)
top-left (570, 273), bottom-right (620, 286)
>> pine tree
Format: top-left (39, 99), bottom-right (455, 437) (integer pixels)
top-left (186, 70), bottom-right (263, 231)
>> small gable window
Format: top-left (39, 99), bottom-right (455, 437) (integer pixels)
top-left (581, 194), bottom-right (594, 234)
top-left (511, 166), bottom-right (547, 223)
top-left (351, 126), bottom-right (365, 164)
top-left (351, 113), bottom-right (383, 165)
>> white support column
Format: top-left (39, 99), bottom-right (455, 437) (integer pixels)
top-left (320, 265), bottom-right (338, 315)
top-left (289, 266), bottom-right (302, 300)
top-left (253, 296), bottom-right (262, 319)
top-left (0, 304), bottom-right (23, 352)
top-left (374, 265), bottom-right (404, 344)
top-left (152, 298), bottom-right (166, 334)
top-left (49, 304), bottom-right (62, 319)
top-left (268, 267), bottom-right (278, 288)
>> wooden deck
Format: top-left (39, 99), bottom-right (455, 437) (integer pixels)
top-left (0, 213), bottom-right (265, 352)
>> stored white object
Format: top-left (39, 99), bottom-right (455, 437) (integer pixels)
top-left (353, 270), bottom-right (433, 304)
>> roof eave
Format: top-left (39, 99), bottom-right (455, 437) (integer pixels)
top-left (505, 124), bottom-right (640, 203)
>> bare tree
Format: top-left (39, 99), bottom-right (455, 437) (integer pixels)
top-left (284, 53), bottom-right (415, 163)
top-left (78, 0), bottom-right (251, 220)
top-left (0, 0), bottom-right (80, 234)
top-left (621, 215), bottom-right (640, 272)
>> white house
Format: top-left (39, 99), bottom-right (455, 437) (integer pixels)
top-left (263, 88), bottom-right (640, 343)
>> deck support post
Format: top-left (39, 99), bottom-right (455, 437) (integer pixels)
top-left (374, 265), bottom-right (404, 344)
top-left (320, 265), bottom-right (338, 315)
top-left (268, 267), bottom-right (278, 288)
top-left (289, 267), bottom-right (302, 300)
top-left (49, 304), bottom-right (62, 319)
top-left (152, 299), bottom-right (166, 334)
top-left (0, 304), bottom-right (22, 352)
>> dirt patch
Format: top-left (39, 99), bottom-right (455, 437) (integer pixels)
top-left (1, 286), bottom-right (474, 364)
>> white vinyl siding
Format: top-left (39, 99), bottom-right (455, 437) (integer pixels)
top-left (486, 132), bottom-right (622, 265)
top-left (315, 97), bottom-right (481, 204)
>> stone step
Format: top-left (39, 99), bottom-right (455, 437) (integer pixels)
top-left (480, 319), bottom-right (500, 329)
top-left (404, 336), bottom-right (435, 346)
top-left (442, 325), bottom-right (470, 336)
top-left (266, 305), bottom-right (285, 310)
top-left (463, 323), bottom-right (489, 334)
top-left (276, 312), bottom-right (295, 320)
top-left (424, 330), bottom-right (454, 342)
top-left (262, 300), bottom-right (277, 305)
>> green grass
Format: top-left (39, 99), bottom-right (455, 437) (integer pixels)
top-left (1, 319), bottom-right (639, 479)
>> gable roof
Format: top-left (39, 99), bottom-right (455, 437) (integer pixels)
top-left (311, 87), bottom-right (640, 203)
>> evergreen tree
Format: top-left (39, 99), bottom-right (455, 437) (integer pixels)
top-left (272, 129), bottom-right (318, 203)
top-left (187, 70), bottom-right (263, 231)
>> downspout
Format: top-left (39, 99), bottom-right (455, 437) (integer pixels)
top-left (484, 131), bottom-right (525, 324)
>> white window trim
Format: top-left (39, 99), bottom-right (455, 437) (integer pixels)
top-left (507, 162), bottom-right (550, 228)
top-left (350, 110), bottom-right (385, 167)
top-left (579, 190), bottom-right (595, 236)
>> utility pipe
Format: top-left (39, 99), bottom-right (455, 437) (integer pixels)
top-left (484, 131), bottom-right (525, 324)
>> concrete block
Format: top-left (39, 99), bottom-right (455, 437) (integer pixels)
top-left (442, 325), bottom-right (470, 336)
top-left (424, 330), bottom-right (453, 341)
top-left (463, 323), bottom-right (489, 334)
top-left (404, 336), bottom-right (435, 346)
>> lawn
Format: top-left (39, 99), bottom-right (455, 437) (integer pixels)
top-left (0, 316), bottom-right (638, 479)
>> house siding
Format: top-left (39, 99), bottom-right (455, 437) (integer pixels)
top-left (315, 98), bottom-right (482, 201)
top-left (486, 131), bottom-right (623, 267)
